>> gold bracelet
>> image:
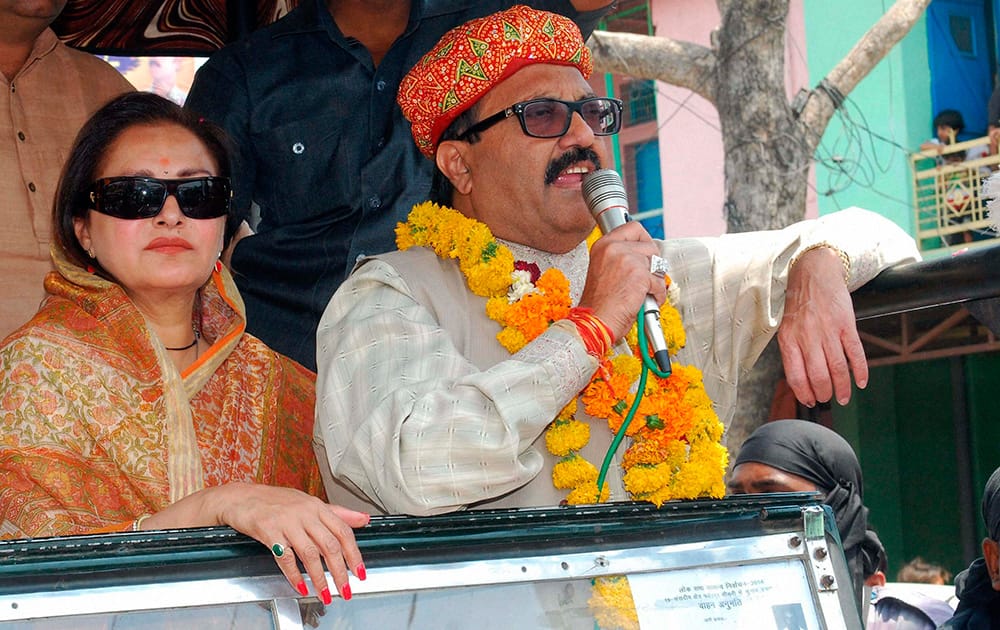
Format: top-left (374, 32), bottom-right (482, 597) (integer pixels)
top-left (132, 514), bottom-right (151, 532)
top-left (791, 242), bottom-right (850, 285)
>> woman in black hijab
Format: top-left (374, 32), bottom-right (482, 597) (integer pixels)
top-left (728, 419), bottom-right (887, 603)
top-left (940, 466), bottom-right (1000, 628)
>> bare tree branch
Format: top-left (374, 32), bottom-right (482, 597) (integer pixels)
top-left (586, 0), bottom-right (930, 443)
top-left (799, 0), bottom-right (933, 144)
top-left (588, 30), bottom-right (718, 104)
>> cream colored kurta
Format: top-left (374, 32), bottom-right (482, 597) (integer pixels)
top-left (0, 29), bottom-right (133, 338)
top-left (315, 207), bottom-right (920, 516)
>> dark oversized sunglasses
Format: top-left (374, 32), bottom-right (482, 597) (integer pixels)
top-left (458, 97), bottom-right (624, 141)
top-left (88, 176), bottom-right (232, 220)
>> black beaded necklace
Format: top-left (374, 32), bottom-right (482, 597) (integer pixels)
top-left (164, 324), bottom-right (201, 351)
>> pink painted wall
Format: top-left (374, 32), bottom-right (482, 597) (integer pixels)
top-left (648, 0), bottom-right (816, 237)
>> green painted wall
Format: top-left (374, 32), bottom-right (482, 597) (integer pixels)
top-left (803, 1), bottom-right (932, 235)
top-left (834, 352), bottom-right (1000, 580)
top-left (834, 359), bottom-right (967, 579)
top-left (965, 353), bottom-right (1000, 542)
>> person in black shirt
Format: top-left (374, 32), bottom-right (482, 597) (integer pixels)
top-left (940, 466), bottom-right (1000, 629)
top-left (185, 0), bottom-right (614, 369)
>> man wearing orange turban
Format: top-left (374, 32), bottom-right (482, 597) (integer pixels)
top-left (185, 0), bottom-right (614, 371)
top-left (314, 6), bottom-right (920, 517)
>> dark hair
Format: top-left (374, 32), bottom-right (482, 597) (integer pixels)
top-left (895, 556), bottom-right (952, 584)
top-left (53, 91), bottom-right (237, 276)
top-left (429, 104), bottom-right (481, 206)
top-left (933, 109), bottom-right (965, 135)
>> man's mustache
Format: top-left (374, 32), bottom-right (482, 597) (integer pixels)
top-left (544, 148), bottom-right (603, 185)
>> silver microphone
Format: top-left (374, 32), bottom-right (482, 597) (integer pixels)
top-left (582, 169), bottom-right (671, 374)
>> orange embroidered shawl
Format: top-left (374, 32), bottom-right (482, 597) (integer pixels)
top-left (0, 247), bottom-right (321, 538)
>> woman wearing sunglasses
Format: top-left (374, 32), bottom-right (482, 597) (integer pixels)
top-left (0, 92), bottom-right (367, 604)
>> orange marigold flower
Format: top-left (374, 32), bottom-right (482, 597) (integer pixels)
top-left (581, 379), bottom-right (617, 417)
top-left (623, 440), bottom-right (669, 468)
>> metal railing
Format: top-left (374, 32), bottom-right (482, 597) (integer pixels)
top-left (911, 135), bottom-right (999, 252)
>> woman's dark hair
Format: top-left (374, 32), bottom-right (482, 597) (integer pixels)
top-left (53, 91), bottom-right (237, 275)
top-left (430, 104), bottom-right (481, 206)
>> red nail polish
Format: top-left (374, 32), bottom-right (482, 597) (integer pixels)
top-left (341, 583), bottom-right (352, 601)
top-left (297, 581), bottom-right (308, 596)
top-left (356, 562), bottom-right (367, 581)
top-left (320, 587), bottom-right (332, 605)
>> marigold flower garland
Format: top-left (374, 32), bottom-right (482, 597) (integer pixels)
top-left (397, 201), bottom-right (728, 629)
top-left (396, 201), bottom-right (728, 506)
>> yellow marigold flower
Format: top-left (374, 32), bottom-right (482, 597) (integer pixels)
top-left (467, 260), bottom-right (514, 297)
top-left (690, 439), bottom-right (729, 484)
top-left (704, 414), bottom-right (725, 442)
top-left (645, 483), bottom-right (676, 507)
top-left (625, 324), bottom-right (639, 349)
top-left (663, 440), bottom-right (688, 469)
top-left (691, 409), bottom-right (725, 443)
top-left (460, 222), bottom-right (494, 256)
top-left (545, 419), bottom-right (590, 457)
top-left (566, 481), bottom-right (610, 505)
top-left (589, 576), bottom-right (640, 630)
top-left (485, 297), bottom-right (510, 323)
top-left (660, 300), bottom-right (686, 355)
top-left (397, 202), bottom-right (443, 249)
top-left (497, 328), bottom-right (527, 353)
top-left (675, 470), bottom-right (708, 499)
top-left (556, 398), bottom-right (577, 420)
top-left (670, 441), bottom-right (728, 500)
top-left (552, 454), bottom-right (598, 489)
top-left (396, 222), bottom-right (416, 250)
top-left (610, 354), bottom-right (641, 383)
top-left (624, 463), bottom-right (671, 496)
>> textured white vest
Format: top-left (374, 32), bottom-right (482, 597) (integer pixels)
top-left (321, 247), bottom-right (626, 514)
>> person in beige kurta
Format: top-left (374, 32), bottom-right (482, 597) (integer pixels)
top-left (313, 7), bottom-right (921, 517)
top-left (1, 3), bottom-right (134, 338)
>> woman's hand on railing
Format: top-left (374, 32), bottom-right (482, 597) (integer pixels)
top-left (138, 482), bottom-right (369, 603)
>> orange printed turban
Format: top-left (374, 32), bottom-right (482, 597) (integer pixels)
top-left (398, 5), bottom-right (593, 159)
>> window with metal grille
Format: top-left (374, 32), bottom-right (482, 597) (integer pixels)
top-left (622, 79), bottom-right (657, 126)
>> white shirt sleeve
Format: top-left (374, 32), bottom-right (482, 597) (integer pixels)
top-left (664, 206), bottom-right (920, 428)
